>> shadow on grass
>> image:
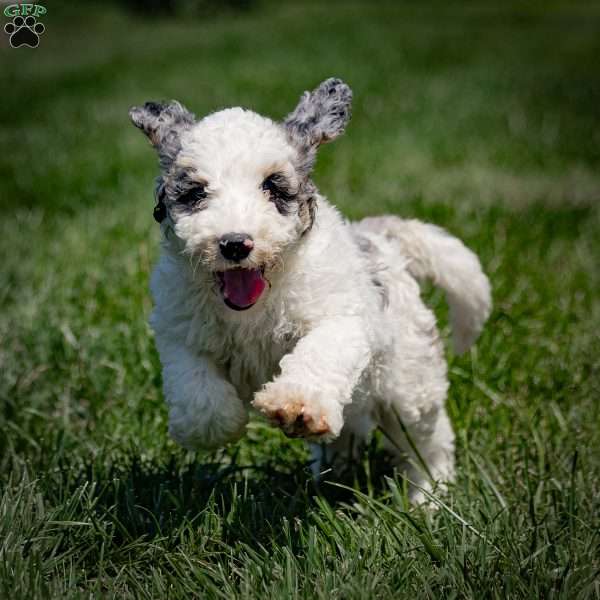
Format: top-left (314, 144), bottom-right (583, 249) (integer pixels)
top-left (46, 438), bottom-right (398, 554)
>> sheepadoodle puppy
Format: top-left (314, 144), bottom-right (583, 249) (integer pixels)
top-left (129, 78), bottom-right (491, 502)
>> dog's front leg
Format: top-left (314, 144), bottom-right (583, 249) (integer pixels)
top-left (158, 342), bottom-right (248, 449)
top-left (253, 317), bottom-right (371, 441)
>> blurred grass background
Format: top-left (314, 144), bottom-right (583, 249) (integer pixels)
top-left (0, 1), bottom-right (599, 598)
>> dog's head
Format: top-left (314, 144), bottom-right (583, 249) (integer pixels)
top-left (129, 78), bottom-right (352, 312)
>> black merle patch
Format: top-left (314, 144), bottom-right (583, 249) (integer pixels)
top-left (281, 78), bottom-right (352, 223)
top-left (260, 172), bottom-right (317, 234)
top-left (153, 177), bottom-right (167, 223)
top-left (284, 78), bottom-right (352, 155)
top-left (160, 170), bottom-right (211, 219)
top-left (129, 100), bottom-right (196, 170)
top-left (354, 233), bottom-right (389, 309)
top-left (297, 182), bottom-right (317, 235)
top-left (261, 173), bottom-right (296, 216)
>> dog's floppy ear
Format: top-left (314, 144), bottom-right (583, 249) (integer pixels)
top-left (284, 78), bottom-right (352, 148)
top-left (129, 100), bottom-right (196, 167)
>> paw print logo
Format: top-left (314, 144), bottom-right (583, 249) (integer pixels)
top-left (4, 15), bottom-right (45, 48)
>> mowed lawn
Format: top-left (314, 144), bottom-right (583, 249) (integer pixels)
top-left (1, 1), bottom-right (599, 598)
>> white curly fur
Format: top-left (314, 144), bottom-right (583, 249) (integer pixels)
top-left (131, 79), bottom-right (492, 503)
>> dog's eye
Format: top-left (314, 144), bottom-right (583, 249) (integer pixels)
top-left (261, 174), bottom-right (294, 203)
top-left (177, 185), bottom-right (207, 206)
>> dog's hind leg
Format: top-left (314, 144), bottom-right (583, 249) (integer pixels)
top-left (379, 403), bottom-right (455, 505)
top-left (373, 337), bottom-right (455, 504)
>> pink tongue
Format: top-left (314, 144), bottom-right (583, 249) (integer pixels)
top-left (222, 269), bottom-right (266, 308)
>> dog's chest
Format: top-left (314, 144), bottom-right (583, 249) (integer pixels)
top-left (223, 327), bottom-right (296, 401)
top-left (188, 287), bottom-right (306, 400)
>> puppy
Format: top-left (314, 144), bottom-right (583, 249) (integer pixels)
top-left (129, 78), bottom-right (491, 502)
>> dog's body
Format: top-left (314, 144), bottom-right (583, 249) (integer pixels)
top-left (130, 79), bottom-right (491, 501)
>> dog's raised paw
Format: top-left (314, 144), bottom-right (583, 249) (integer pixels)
top-left (253, 384), bottom-right (336, 440)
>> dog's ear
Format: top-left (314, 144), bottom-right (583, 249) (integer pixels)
top-left (284, 78), bottom-right (352, 148)
top-left (129, 100), bottom-right (196, 167)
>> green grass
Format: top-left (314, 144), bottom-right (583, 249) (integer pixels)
top-left (1, 1), bottom-right (600, 597)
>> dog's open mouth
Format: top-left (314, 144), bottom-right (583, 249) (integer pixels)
top-left (216, 268), bottom-right (267, 311)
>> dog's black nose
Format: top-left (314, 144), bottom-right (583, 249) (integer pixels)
top-left (219, 232), bottom-right (254, 262)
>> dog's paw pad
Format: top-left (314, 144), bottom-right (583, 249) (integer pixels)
top-left (302, 412), bottom-right (331, 435)
top-left (286, 410), bottom-right (331, 438)
top-left (253, 387), bottom-right (333, 440)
